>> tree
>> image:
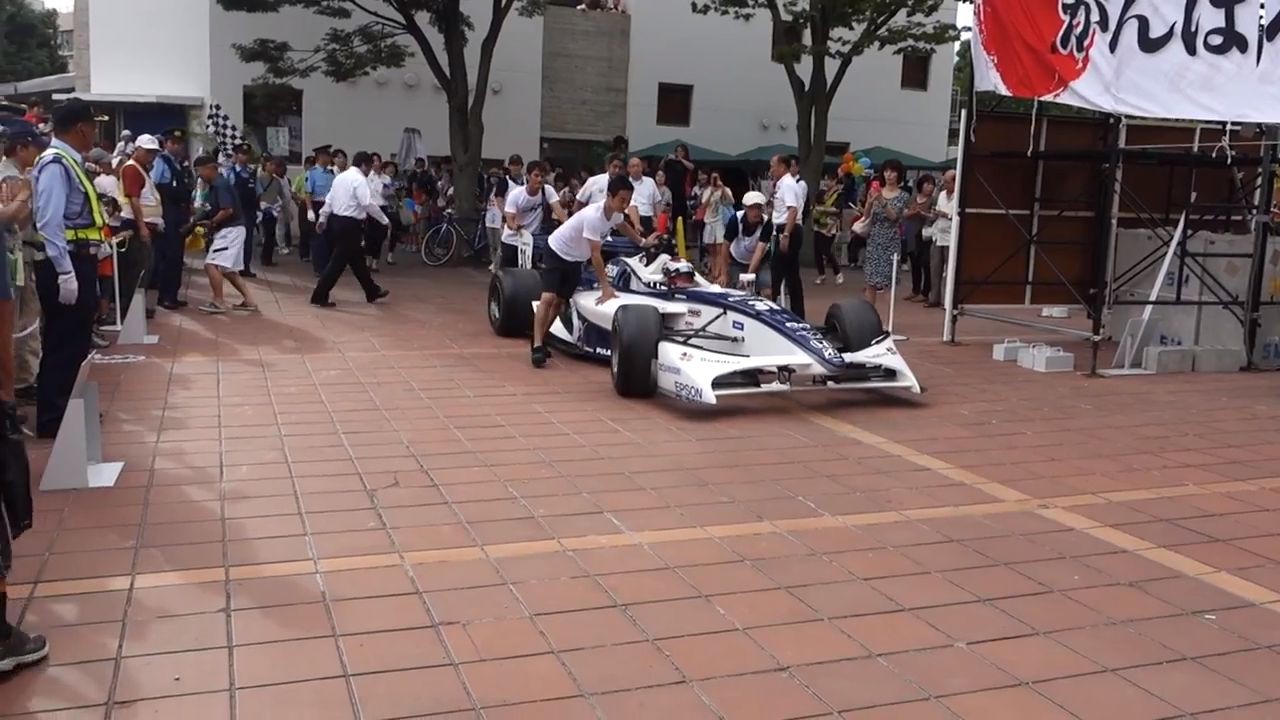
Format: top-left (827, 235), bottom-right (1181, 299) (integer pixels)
top-left (0, 0), bottom-right (68, 83)
top-left (216, 0), bottom-right (546, 220)
top-left (692, 1), bottom-right (958, 201)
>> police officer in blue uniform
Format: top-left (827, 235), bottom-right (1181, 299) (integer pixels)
top-left (302, 144), bottom-right (336, 276)
top-left (150, 127), bottom-right (192, 310)
top-left (31, 99), bottom-right (105, 439)
top-left (225, 143), bottom-right (261, 278)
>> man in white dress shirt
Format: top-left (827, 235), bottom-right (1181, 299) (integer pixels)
top-left (311, 151), bottom-right (391, 307)
top-left (624, 157), bottom-right (662, 235)
top-left (573, 153), bottom-right (626, 211)
top-left (769, 153), bottom-right (806, 319)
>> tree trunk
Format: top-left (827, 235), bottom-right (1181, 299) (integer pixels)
top-left (444, 96), bottom-right (482, 224)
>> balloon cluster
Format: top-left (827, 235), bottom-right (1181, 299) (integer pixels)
top-left (839, 151), bottom-right (872, 179)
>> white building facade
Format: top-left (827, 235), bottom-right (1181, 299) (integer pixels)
top-left (74, 0), bottom-right (956, 165)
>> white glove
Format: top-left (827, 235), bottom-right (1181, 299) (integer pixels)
top-left (57, 271), bottom-right (78, 305)
top-left (306, 209), bottom-right (316, 223)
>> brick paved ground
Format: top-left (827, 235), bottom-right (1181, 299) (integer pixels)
top-left (2, 255), bottom-right (1279, 719)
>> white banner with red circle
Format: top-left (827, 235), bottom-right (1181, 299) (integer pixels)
top-left (972, 0), bottom-right (1280, 123)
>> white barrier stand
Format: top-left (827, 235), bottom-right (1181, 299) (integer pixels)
top-left (115, 287), bottom-right (159, 345)
top-left (40, 354), bottom-right (124, 491)
top-left (888, 252), bottom-right (908, 341)
top-left (98, 237), bottom-right (124, 332)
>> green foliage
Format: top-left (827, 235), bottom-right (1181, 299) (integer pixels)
top-left (0, 0), bottom-right (68, 84)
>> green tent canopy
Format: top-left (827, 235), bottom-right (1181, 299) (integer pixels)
top-left (628, 139), bottom-right (734, 162)
top-left (852, 145), bottom-right (950, 170)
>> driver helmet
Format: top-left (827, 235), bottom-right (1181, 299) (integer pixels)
top-left (663, 259), bottom-right (697, 289)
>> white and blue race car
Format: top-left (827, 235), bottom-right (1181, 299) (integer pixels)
top-left (487, 250), bottom-right (923, 404)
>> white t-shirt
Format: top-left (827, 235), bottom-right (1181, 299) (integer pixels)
top-left (729, 210), bottom-right (767, 265)
top-left (484, 181), bottom-right (506, 229)
top-left (576, 172), bottom-right (610, 206)
top-left (933, 188), bottom-right (955, 247)
top-left (547, 200), bottom-right (623, 262)
top-left (627, 175), bottom-right (661, 217)
top-left (770, 173), bottom-right (803, 227)
top-left (502, 184), bottom-right (559, 244)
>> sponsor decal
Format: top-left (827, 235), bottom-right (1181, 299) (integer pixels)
top-left (657, 362), bottom-right (681, 376)
top-left (687, 308), bottom-right (702, 318)
top-left (673, 380), bottom-right (704, 402)
top-left (732, 320), bottom-right (745, 331)
top-left (678, 351), bottom-right (693, 362)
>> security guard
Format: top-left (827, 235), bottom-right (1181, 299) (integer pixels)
top-left (302, 144), bottom-right (335, 275)
top-left (150, 127), bottom-right (192, 310)
top-left (225, 143), bottom-right (260, 278)
top-left (31, 98), bottom-right (105, 439)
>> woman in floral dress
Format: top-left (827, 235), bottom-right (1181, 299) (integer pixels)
top-left (861, 157), bottom-right (908, 307)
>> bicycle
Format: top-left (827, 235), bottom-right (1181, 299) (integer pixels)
top-left (420, 209), bottom-right (489, 267)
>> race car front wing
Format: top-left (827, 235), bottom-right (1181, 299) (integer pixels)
top-left (654, 335), bottom-right (922, 405)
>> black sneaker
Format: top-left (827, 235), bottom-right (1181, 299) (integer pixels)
top-left (531, 345), bottom-right (548, 368)
top-left (311, 299), bottom-right (337, 308)
top-left (241, 270), bottom-right (258, 279)
top-left (367, 288), bottom-right (390, 304)
top-left (1, 402), bottom-right (24, 439)
top-left (0, 628), bottom-right (49, 673)
top-left (145, 308), bottom-right (156, 320)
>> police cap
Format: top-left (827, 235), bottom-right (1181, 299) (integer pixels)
top-left (313, 144), bottom-right (333, 156)
top-left (50, 98), bottom-right (100, 128)
top-left (233, 142), bottom-right (252, 155)
top-left (0, 119), bottom-right (45, 149)
top-left (162, 127), bottom-right (187, 142)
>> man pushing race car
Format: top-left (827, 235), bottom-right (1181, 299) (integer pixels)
top-left (531, 174), bottom-right (659, 368)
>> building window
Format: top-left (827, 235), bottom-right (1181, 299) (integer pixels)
top-left (656, 83), bottom-right (693, 127)
top-left (243, 84), bottom-right (304, 164)
top-left (772, 19), bottom-right (803, 64)
top-left (56, 30), bottom-right (73, 56)
top-left (900, 53), bottom-right (931, 91)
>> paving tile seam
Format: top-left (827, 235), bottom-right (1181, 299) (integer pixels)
top-left (798, 409), bottom-right (1280, 612)
top-left (7, 471), bottom-right (1273, 602)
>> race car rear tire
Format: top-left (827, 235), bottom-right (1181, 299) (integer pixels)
top-left (611, 305), bottom-right (662, 398)
top-left (826, 299), bottom-right (885, 352)
top-left (489, 268), bottom-right (542, 338)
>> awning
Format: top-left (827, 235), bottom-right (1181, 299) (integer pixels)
top-left (733, 143), bottom-right (846, 164)
top-left (0, 72), bottom-right (75, 96)
top-left (629, 139), bottom-right (733, 162)
top-left (853, 145), bottom-right (950, 170)
top-left (52, 92), bottom-right (205, 106)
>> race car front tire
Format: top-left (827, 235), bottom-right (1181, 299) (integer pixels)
top-left (826, 298), bottom-right (885, 352)
top-left (611, 305), bottom-right (662, 398)
top-left (489, 268), bottom-right (542, 338)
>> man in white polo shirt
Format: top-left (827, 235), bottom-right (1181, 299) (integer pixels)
top-left (768, 153), bottom-right (805, 319)
top-left (500, 160), bottom-right (566, 269)
top-left (624, 157), bottom-right (662, 235)
top-left (574, 152), bottom-right (626, 211)
top-left (532, 174), bottom-right (656, 368)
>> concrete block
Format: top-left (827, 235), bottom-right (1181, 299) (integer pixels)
top-left (1193, 346), bottom-right (1244, 373)
top-left (1142, 346), bottom-right (1194, 374)
top-left (992, 339), bottom-right (1029, 362)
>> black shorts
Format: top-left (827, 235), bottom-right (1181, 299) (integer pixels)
top-left (540, 247), bottom-right (583, 301)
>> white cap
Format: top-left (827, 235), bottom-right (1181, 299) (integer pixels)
top-left (135, 134), bottom-right (161, 151)
top-left (743, 191), bottom-right (767, 207)
top-left (120, 129), bottom-right (133, 139)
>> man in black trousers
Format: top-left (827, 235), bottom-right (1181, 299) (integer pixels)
top-left (310, 151), bottom-right (390, 308)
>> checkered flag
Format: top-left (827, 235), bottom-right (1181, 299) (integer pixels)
top-left (204, 103), bottom-right (245, 162)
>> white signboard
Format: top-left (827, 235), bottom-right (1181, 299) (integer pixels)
top-left (266, 126), bottom-right (290, 157)
top-left (972, 0), bottom-right (1280, 123)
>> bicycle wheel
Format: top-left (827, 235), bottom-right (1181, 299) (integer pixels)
top-left (422, 223), bottom-right (459, 266)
